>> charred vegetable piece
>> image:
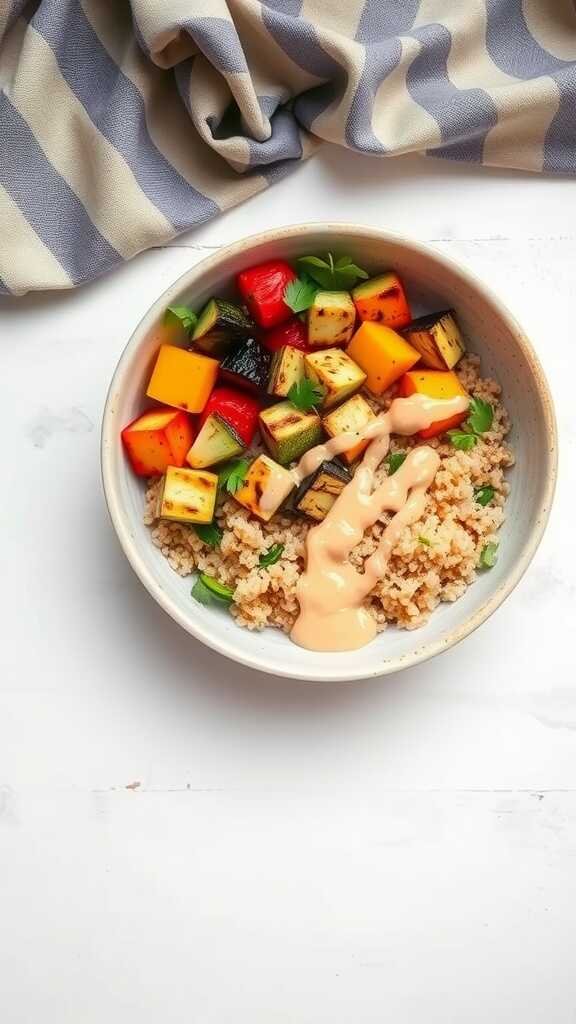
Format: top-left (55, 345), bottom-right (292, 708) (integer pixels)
top-left (192, 298), bottom-right (255, 357)
top-left (261, 317), bottom-right (310, 353)
top-left (307, 291), bottom-right (356, 348)
top-left (352, 272), bottom-right (411, 330)
top-left (234, 454), bottom-right (295, 522)
top-left (236, 259), bottom-right (296, 329)
top-left (199, 386), bottom-right (260, 446)
top-left (402, 309), bottom-right (465, 370)
top-left (268, 345), bottom-right (305, 399)
top-left (220, 336), bottom-right (271, 394)
top-left (322, 393), bottom-right (377, 464)
top-left (347, 322), bottom-right (420, 396)
top-left (304, 348), bottom-right (366, 410)
top-left (157, 467), bottom-right (218, 524)
top-left (398, 369), bottom-right (469, 438)
top-left (186, 414), bottom-right (244, 468)
top-left (121, 407), bottom-right (195, 477)
top-left (294, 460), bottom-right (351, 522)
top-left (147, 345), bottom-right (218, 413)
top-left (259, 401), bottom-right (323, 465)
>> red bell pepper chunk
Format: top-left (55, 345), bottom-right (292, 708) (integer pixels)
top-left (199, 386), bottom-right (260, 447)
top-left (261, 317), bottom-right (310, 353)
top-left (236, 259), bottom-right (296, 329)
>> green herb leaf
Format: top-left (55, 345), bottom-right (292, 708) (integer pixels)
top-left (194, 522), bottom-right (223, 547)
top-left (288, 377), bottom-right (326, 412)
top-left (297, 252), bottom-right (368, 290)
top-left (448, 430), bottom-right (478, 451)
top-left (473, 485), bottom-right (495, 507)
top-left (164, 305), bottom-right (197, 334)
top-left (385, 451), bottom-right (407, 475)
top-left (259, 543), bottom-right (284, 568)
top-left (418, 535), bottom-right (433, 547)
top-left (466, 397), bottom-right (494, 435)
top-left (218, 458), bottom-right (251, 495)
top-left (283, 276), bottom-right (318, 314)
top-left (479, 541), bottom-right (499, 570)
top-left (191, 574), bottom-right (234, 606)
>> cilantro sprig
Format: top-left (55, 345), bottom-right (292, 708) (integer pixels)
top-left (297, 253), bottom-right (368, 291)
top-left (164, 305), bottom-right (197, 334)
top-left (288, 377), bottom-right (325, 412)
top-left (283, 276), bottom-right (318, 314)
top-left (259, 543), bottom-right (284, 568)
top-left (448, 397), bottom-right (494, 451)
top-left (473, 485), bottom-right (495, 507)
top-left (218, 458), bottom-right (251, 495)
top-left (385, 451), bottom-right (407, 475)
top-left (194, 522), bottom-right (223, 548)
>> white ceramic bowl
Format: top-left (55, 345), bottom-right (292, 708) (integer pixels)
top-left (102, 224), bottom-right (557, 681)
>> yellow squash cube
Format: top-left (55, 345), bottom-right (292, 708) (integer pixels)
top-left (347, 322), bottom-right (420, 395)
top-left (146, 345), bottom-right (218, 413)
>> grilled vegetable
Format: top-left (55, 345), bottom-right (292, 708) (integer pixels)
top-left (347, 322), bottom-right (420, 396)
top-left (236, 259), bottom-right (296, 329)
top-left (352, 272), bottom-right (411, 330)
top-left (307, 291), bottom-right (356, 348)
top-left (191, 298), bottom-right (254, 357)
top-left (220, 336), bottom-right (271, 394)
top-left (322, 393), bottom-right (377, 464)
top-left (293, 460), bottom-right (351, 521)
top-left (234, 454), bottom-right (295, 521)
top-left (186, 414), bottom-right (244, 468)
top-left (268, 346), bottom-right (305, 399)
top-left (259, 401), bottom-right (323, 465)
top-left (121, 407), bottom-right (195, 477)
top-left (398, 370), bottom-right (468, 438)
top-left (304, 348), bottom-right (366, 410)
top-left (157, 467), bottom-right (218, 524)
top-left (199, 387), bottom-right (260, 446)
top-left (402, 309), bottom-right (465, 370)
top-left (146, 345), bottom-right (218, 413)
top-left (261, 317), bottom-right (310, 353)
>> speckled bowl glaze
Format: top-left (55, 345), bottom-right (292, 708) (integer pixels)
top-left (101, 224), bottom-right (557, 681)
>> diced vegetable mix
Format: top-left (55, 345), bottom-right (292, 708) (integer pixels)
top-left (122, 248), bottom-right (507, 605)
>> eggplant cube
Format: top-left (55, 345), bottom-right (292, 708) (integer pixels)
top-left (322, 393), bottom-right (377, 464)
top-left (294, 460), bottom-right (351, 522)
top-left (259, 401), bottom-right (323, 466)
top-left (304, 348), bottom-right (366, 410)
top-left (308, 291), bottom-right (356, 348)
top-left (220, 336), bottom-right (271, 393)
top-left (402, 309), bottom-right (465, 371)
top-left (157, 467), bottom-right (218, 524)
top-left (268, 345), bottom-right (305, 399)
top-left (234, 455), bottom-right (295, 522)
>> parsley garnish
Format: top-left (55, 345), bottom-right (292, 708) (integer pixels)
top-left (447, 430), bottom-right (478, 451)
top-left (448, 397), bottom-right (494, 451)
top-left (283, 276), bottom-right (318, 314)
top-left (218, 458), bottom-right (251, 495)
top-left (259, 543), bottom-right (284, 568)
top-left (164, 305), bottom-right (197, 334)
top-left (418, 535), bottom-right (433, 547)
top-left (191, 574), bottom-right (234, 606)
top-left (479, 541), bottom-right (499, 569)
top-left (194, 522), bottom-right (223, 547)
top-left (473, 485), bottom-right (495, 507)
top-left (288, 377), bottom-right (325, 412)
top-left (385, 451), bottom-right (407, 475)
top-left (297, 253), bottom-right (369, 290)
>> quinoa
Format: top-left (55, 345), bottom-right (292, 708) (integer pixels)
top-left (144, 355), bottom-right (514, 633)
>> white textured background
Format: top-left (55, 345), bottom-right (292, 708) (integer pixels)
top-left (1, 148), bottom-right (575, 1023)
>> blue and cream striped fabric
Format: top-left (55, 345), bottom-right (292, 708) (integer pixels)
top-left (2, 0), bottom-right (576, 294)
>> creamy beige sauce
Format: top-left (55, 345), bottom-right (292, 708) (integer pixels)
top-left (290, 394), bottom-right (469, 652)
top-left (259, 462), bottom-right (295, 517)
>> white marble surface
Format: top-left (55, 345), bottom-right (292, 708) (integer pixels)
top-left (1, 147), bottom-right (575, 1023)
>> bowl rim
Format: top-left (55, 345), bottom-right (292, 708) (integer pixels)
top-left (101, 222), bottom-right (558, 681)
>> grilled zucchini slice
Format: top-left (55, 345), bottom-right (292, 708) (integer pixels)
top-left (294, 459), bottom-right (351, 521)
top-left (402, 309), bottom-right (465, 370)
top-left (157, 467), bottom-right (218, 524)
top-left (234, 454), bottom-right (295, 522)
top-left (268, 345), bottom-right (305, 399)
top-left (322, 393), bottom-right (377, 464)
top-left (304, 347), bottom-right (366, 410)
top-left (259, 401), bottom-right (323, 466)
top-left (308, 291), bottom-right (356, 348)
top-left (186, 413), bottom-right (244, 469)
top-left (192, 298), bottom-right (254, 356)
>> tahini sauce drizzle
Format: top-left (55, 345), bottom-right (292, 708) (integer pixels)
top-left (290, 394), bottom-right (469, 652)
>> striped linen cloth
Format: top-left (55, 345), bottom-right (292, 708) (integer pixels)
top-left (1, 1), bottom-right (576, 295)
